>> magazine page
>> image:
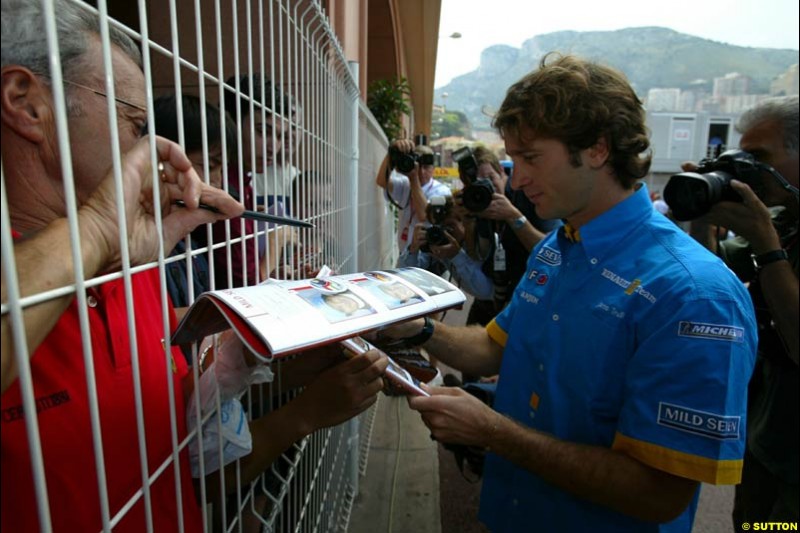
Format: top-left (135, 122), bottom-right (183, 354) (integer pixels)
top-left (172, 267), bottom-right (464, 360)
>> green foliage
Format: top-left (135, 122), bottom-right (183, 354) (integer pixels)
top-left (432, 109), bottom-right (472, 139)
top-left (367, 77), bottom-right (411, 140)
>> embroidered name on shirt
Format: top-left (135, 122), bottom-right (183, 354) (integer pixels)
top-left (678, 321), bottom-right (744, 342)
top-left (600, 268), bottom-right (657, 303)
top-left (520, 290), bottom-right (539, 305)
top-left (535, 246), bottom-right (561, 266)
top-left (657, 402), bottom-right (740, 440)
top-left (2, 390), bottom-right (72, 423)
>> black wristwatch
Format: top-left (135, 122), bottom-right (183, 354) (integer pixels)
top-left (404, 316), bottom-right (435, 346)
top-left (751, 249), bottom-right (789, 273)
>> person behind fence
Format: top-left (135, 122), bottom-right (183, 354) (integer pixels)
top-left (381, 53), bottom-right (758, 532)
top-left (0, 1), bottom-right (245, 531)
top-left (153, 93), bottom-right (235, 308)
top-left (210, 74), bottom-right (295, 288)
top-left (685, 95), bottom-right (798, 523)
top-left (147, 94), bottom-right (391, 522)
top-left (375, 139), bottom-right (451, 256)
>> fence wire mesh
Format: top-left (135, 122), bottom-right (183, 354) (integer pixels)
top-left (0, 0), bottom-right (394, 531)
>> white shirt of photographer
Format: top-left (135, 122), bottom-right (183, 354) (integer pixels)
top-left (386, 169), bottom-right (451, 254)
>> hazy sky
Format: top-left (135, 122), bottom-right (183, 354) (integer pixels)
top-left (436, 0), bottom-right (800, 88)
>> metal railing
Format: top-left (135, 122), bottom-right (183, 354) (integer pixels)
top-left (0, 0), bottom-right (394, 531)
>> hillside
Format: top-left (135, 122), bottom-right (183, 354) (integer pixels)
top-left (435, 27), bottom-right (798, 129)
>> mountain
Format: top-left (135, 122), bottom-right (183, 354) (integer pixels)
top-left (435, 27), bottom-right (799, 129)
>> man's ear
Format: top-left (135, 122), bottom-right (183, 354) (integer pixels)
top-left (586, 136), bottom-right (611, 170)
top-left (1, 66), bottom-right (50, 143)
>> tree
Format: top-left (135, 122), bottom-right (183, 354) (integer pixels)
top-left (367, 77), bottom-right (411, 140)
top-left (432, 109), bottom-right (472, 139)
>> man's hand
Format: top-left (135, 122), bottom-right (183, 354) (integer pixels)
top-left (408, 385), bottom-right (498, 447)
top-left (79, 135), bottom-right (244, 271)
top-left (274, 344), bottom-right (345, 389)
top-left (408, 223), bottom-right (429, 253)
top-left (480, 193), bottom-right (521, 222)
top-left (294, 349), bottom-right (389, 431)
top-left (390, 138), bottom-right (414, 154)
top-left (429, 230), bottom-right (461, 260)
top-left (704, 180), bottom-right (781, 254)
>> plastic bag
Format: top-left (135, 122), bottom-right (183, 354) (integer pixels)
top-left (187, 331), bottom-right (273, 477)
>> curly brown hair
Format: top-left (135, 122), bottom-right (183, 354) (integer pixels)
top-left (492, 53), bottom-right (651, 188)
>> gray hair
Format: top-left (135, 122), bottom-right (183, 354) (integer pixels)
top-left (1, 0), bottom-right (142, 95)
top-left (737, 95), bottom-right (799, 154)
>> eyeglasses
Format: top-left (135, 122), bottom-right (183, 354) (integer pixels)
top-left (45, 76), bottom-right (148, 114)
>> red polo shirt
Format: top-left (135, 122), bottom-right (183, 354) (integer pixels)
top-left (1, 263), bottom-right (203, 532)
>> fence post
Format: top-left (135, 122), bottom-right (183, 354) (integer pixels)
top-left (349, 61), bottom-right (361, 272)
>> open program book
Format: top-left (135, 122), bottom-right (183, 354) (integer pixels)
top-left (172, 267), bottom-right (465, 361)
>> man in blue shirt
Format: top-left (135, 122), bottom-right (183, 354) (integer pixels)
top-left (384, 54), bottom-right (757, 532)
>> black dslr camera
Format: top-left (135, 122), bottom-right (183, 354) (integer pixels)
top-left (421, 196), bottom-right (453, 253)
top-left (663, 150), bottom-right (765, 221)
top-left (452, 146), bottom-right (494, 212)
top-left (389, 146), bottom-right (434, 174)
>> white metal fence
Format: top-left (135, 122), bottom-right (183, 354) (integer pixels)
top-left (1, 0), bottom-right (394, 531)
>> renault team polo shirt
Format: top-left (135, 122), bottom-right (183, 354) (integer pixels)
top-left (480, 184), bottom-right (757, 533)
top-left (1, 267), bottom-right (203, 532)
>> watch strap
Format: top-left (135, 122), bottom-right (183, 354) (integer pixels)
top-left (511, 215), bottom-right (527, 230)
top-left (404, 316), bottom-right (434, 346)
top-left (751, 249), bottom-right (789, 272)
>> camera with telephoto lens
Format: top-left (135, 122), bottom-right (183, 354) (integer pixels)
top-left (389, 146), bottom-right (435, 174)
top-left (421, 196), bottom-right (453, 253)
top-left (452, 146), bottom-right (495, 212)
top-left (663, 149), bottom-right (765, 221)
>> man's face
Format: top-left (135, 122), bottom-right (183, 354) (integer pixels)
top-left (418, 162), bottom-right (434, 184)
top-left (505, 129), bottom-right (596, 226)
top-left (477, 162), bottom-right (505, 192)
top-left (64, 37), bottom-right (147, 204)
top-left (241, 114), bottom-right (284, 173)
top-left (739, 118), bottom-right (799, 211)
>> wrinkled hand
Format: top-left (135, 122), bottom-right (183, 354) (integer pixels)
top-left (481, 193), bottom-right (520, 222)
top-left (408, 385), bottom-right (497, 447)
top-left (429, 230), bottom-right (461, 260)
top-left (296, 349), bottom-right (389, 430)
top-left (80, 135), bottom-right (244, 271)
top-left (705, 180), bottom-right (781, 253)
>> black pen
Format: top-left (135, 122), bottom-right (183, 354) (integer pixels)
top-left (173, 200), bottom-right (315, 228)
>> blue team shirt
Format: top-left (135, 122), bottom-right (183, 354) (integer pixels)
top-left (480, 184), bottom-right (757, 533)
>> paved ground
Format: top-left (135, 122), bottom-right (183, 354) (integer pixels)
top-left (349, 296), bottom-right (737, 533)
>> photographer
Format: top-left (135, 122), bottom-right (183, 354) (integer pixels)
top-left (398, 198), bottom-right (494, 301)
top-left (375, 139), bottom-right (451, 257)
top-left (682, 96), bottom-right (798, 523)
top-left (454, 145), bottom-right (559, 325)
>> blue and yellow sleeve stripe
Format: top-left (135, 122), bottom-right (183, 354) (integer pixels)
top-left (612, 433), bottom-right (743, 485)
top-left (486, 319), bottom-right (508, 348)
